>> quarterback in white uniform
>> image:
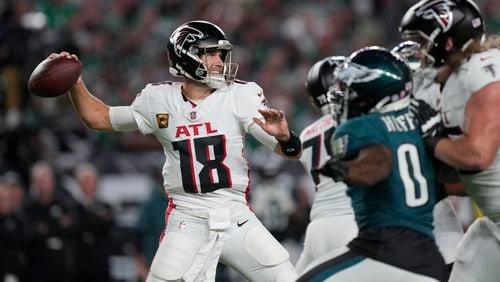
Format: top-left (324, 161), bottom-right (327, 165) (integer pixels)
top-left (53, 21), bottom-right (301, 281)
top-left (295, 56), bottom-right (358, 274)
top-left (401, 1), bottom-right (500, 281)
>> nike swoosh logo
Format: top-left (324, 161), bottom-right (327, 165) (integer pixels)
top-left (257, 92), bottom-right (263, 97)
top-left (237, 219), bottom-right (249, 227)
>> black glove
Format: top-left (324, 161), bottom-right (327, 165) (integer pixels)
top-left (409, 99), bottom-right (445, 153)
top-left (312, 158), bottom-right (348, 182)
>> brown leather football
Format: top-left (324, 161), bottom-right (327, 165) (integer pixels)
top-left (28, 56), bottom-right (82, 98)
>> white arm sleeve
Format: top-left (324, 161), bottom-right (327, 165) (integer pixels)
top-left (109, 106), bottom-right (139, 132)
top-left (248, 122), bottom-right (279, 151)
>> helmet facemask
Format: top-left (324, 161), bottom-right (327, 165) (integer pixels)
top-left (401, 30), bottom-right (441, 67)
top-left (325, 83), bottom-right (347, 121)
top-left (392, 40), bottom-right (424, 72)
top-left (189, 43), bottom-right (238, 89)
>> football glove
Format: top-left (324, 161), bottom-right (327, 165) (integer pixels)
top-left (312, 158), bottom-right (348, 182)
top-left (409, 99), bottom-right (445, 153)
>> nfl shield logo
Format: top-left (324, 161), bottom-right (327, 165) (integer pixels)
top-left (190, 111), bottom-right (197, 120)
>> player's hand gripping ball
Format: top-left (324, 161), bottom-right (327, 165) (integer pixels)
top-left (28, 55), bottom-right (82, 98)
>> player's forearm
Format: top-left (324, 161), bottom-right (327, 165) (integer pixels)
top-left (345, 145), bottom-right (392, 187)
top-left (69, 79), bottom-right (113, 131)
top-left (435, 138), bottom-right (494, 171)
top-left (345, 160), bottom-right (390, 186)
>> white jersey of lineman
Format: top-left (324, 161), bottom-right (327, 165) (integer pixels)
top-left (295, 115), bottom-right (358, 274)
top-left (412, 67), bottom-right (465, 264)
top-left (130, 80), bottom-right (266, 210)
top-left (298, 114), bottom-right (354, 220)
top-left (441, 48), bottom-right (500, 225)
top-left (412, 67), bottom-right (441, 110)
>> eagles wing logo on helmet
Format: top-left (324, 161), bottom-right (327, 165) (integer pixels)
top-left (415, 0), bottom-right (457, 32)
top-left (337, 63), bottom-right (403, 86)
top-left (172, 26), bottom-right (204, 57)
top-left (336, 63), bottom-right (385, 86)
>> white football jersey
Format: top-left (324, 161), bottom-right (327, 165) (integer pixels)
top-left (130, 81), bottom-right (267, 210)
top-left (441, 49), bottom-right (500, 224)
top-left (299, 114), bottom-right (353, 220)
top-left (412, 67), bottom-right (441, 110)
top-left (413, 66), bottom-right (465, 264)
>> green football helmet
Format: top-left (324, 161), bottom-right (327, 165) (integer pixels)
top-left (335, 46), bottom-right (413, 119)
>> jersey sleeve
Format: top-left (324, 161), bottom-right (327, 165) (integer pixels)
top-left (464, 50), bottom-right (500, 94)
top-left (130, 84), bottom-right (156, 135)
top-left (233, 82), bottom-right (268, 132)
top-left (331, 116), bottom-right (387, 160)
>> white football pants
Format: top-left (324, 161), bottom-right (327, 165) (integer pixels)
top-left (146, 204), bottom-right (297, 282)
top-left (295, 213), bottom-right (358, 274)
top-left (449, 217), bottom-right (500, 282)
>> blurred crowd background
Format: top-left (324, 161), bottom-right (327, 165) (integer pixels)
top-left (1, 0), bottom-right (499, 281)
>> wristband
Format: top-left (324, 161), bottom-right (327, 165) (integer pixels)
top-left (278, 130), bottom-right (301, 157)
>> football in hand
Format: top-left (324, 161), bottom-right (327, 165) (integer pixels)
top-left (28, 56), bottom-right (82, 98)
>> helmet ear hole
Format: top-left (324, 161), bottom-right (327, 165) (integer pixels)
top-left (445, 37), bottom-right (455, 52)
top-left (195, 68), bottom-right (205, 76)
top-left (189, 46), bottom-right (200, 55)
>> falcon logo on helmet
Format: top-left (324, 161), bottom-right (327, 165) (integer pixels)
top-left (172, 27), bottom-right (204, 57)
top-left (415, 0), bottom-right (457, 32)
